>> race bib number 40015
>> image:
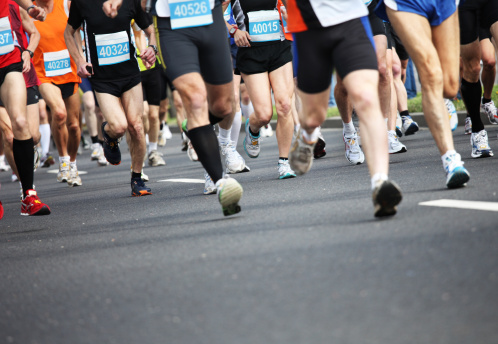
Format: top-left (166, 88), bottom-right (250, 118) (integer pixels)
top-left (95, 31), bottom-right (130, 66)
top-left (169, 0), bottom-right (213, 30)
top-left (248, 10), bottom-right (281, 43)
top-left (0, 17), bottom-right (15, 56)
top-left (43, 50), bottom-right (72, 77)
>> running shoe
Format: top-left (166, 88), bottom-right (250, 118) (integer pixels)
top-left (158, 131), bottom-right (167, 147)
top-left (464, 117), bottom-right (472, 135)
top-left (97, 145), bottom-right (109, 166)
top-left (289, 129), bottom-right (316, 176)
top-left (163, 123), bottom-right (173, 139)
top-left (33, 147), bottom-right (40, 171)
top-left (313, 131), bottom-right (326, 159)
top-left (445, 99), bottom-right (458, 131)
top-left (216, 175), bottom-right (243, 216)
top-left (21, 189), bottom-right (51, 216)
top-left (187, 141), bottom-right (198, 161)
top-left (470, 129), bottom-right (494, 158)
top-left (278, 159), bottom-right (296, 179)
top-left (67, 165), bottom-right (82, 187)
top-left (443, 152), bottom-right (470, 188)
top-left (181, 132), bottom-right (189, 151)
top-left (11, 173), bottom-right (17, 182)
top-left (481, 100), bottom-right (498, 124)
top-left (372, 180), bottom-right (402, 217)
top-left (344, 131), bottom-right (365, 165)
top-left (204, 170), bottom-right (217, 195)
top-left (57, 161), bottom-right (70, 183)
top-left (81, 135), bottom-right (90, 150)
top-left (401, 115), bottom-right (419, 135)
top-left (101, 122), bottom-right (121, 165)
top-left (0, 200), bottom-right (3, 220)
top-left (220, 141), bottom-right (250, 174)
top-left (41, 153), bottom-right (55, 168)
top-left (395, 113), bottom-right (403, 137)
top-left (148, 150), bottom-right (166, 166)
top-left (261, 124), bottom-right (273, 137)
top-left (0, 157), bottom-right (10, 171)
top-left (90, 143), bottom-right (101, 160)
top-left (131, 177), bottom-right (152, 196)
top-left (243, 118), bottom-right (260, 158)
top-left (388, 131), bottom-right (407, 154)
top-left (395, 126), bottom-right (403, 138)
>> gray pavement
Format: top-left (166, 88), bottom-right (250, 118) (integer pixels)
top-left (1, 124), bottom-right (497, 344)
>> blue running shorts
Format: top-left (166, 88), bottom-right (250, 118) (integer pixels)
top-left (375, 0), bottom-right (458, 26)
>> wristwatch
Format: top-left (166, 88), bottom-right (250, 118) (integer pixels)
top-left (148, 44), bottom-right (158, 55)
top-left (25, 49), bottom-right (34, 58)
top-left (229, 26), bottom-right (238, 37)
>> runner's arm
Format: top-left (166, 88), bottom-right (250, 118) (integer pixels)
top-left (64, 24), bottom-right (92, 78)
top-left (14, 0), bottom-right (46, 21)
top-left (19, 7), bottom-right (40, 73)
top-left (141, 24), bottom-right (157, 69)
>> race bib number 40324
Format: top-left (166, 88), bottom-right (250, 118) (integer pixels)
top-left (95, 31), bottom-right (130, 66)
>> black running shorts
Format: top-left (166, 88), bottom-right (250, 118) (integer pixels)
top-left (0, 62), bottom-right (22, 88)
top-left (293, 17), bottom-right (378, 94)
top-left (459, 0), bottom-right (498, 45)
top-left (52, 82), bottom-right (77, 99)
top-left (141, 67), bottom-right (161, 106)
top-left (91, 74), bottom-right (141, 98)
top-left (154, 5), bottom-right (233, 86)
top-left (236, 40), bottom-right (292, 75)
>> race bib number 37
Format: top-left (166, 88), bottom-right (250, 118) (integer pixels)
top-left (248, 10), bottom-right (281, 43)
top-left (95, 31), bottom-right (130, 66)
top-left (169, 0), bottom-right (213, 30)
top-left (0, 17), bottom-right (15, 56)
top-left (44, 50), bottom-right (72, 77)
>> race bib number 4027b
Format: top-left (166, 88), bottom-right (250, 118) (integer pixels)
top-left (43, 50), bottom-right (72, 77)
top-left (95, 31), bottom-right (130, 66)
top-left (169, 0), bottom-right (213, 30)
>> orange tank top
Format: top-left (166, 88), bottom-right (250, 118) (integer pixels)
top-left (33, 0), bottom-right (80, 85)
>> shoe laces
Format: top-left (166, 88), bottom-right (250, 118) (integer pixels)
top-left (278, 160), bottom-right (293, 174)
top-left (344, 133), bottom-right (360, 153)
top-left (444, 152), bottom-right (463, 173)
top-left (472, 130), bottom-right (489, 148)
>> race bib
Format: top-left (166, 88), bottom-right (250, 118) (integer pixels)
top-left (248, 10), bottom-right (281, 43)
top-left (0, 17), bottom-right (15, 56)
top-left (44, 50), bottom-right (72, 77)
top-left (169, 0), bottom-right (213, 30)
top-left (95, 31), bottom-right (130, 66)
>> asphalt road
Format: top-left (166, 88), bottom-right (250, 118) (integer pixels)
top-left (1, 124), bottom-right (497, 344)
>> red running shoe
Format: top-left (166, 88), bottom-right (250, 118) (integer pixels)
top-left (21, 190), bottom-right (51, 216)
top-left (0, 201), bottom-right (4, 220)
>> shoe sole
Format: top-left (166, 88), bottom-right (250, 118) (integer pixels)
top-left (21, 206), bottom-right (51, 216)
top-left (389, 147), bottom-right (407, 154)
top-left (446, 169), bottom-right (470, 189)
top-left (279, 174), bottom-right (296, 180)
top-left (132, 190), bottom-right (153, 196)
top-left (218, 179), bottom-right (243, 216)
top-left (471, 150), bottom-right (494, 159)
top-left (346, 154), bottom-right (365, 165)
top-left (374, 181), bottom-right (402, 217)
top-left (68, 181), bottom-right (82, 187)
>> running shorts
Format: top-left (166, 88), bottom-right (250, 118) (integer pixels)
top-left (91, 74), bottom-right (141, 98)
top-left (236, 40), bottom-right (292, 75)
top-left (0, 62), bottom-right (22, 88)
top-left (460, 1), bottom-right (498, 45)
top-left (375, 0), bottom-right (457, 27)
top-left (141, 67), bottom-right (161, 106)
top-left (80, 78), bottom-right (92, 93)
top-left (52, 82), bottom-right (78, 99)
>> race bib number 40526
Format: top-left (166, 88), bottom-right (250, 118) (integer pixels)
top-left (95, 31), bottom-right (130, 66)
top-left (169, 0), bottom-right (213, 30)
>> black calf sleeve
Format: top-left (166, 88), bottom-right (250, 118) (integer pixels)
top-left (188, 124), bottom-right (223, 183)
top-left (461, 78), bottom-right (484, 133)
top-left (209, 111), bottom-right (223, 125)
top-left (13, 138), bottom-right (34, 196)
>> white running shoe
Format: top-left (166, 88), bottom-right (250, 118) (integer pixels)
top-left (443, 152), bottom-right (470, 188)
top-left (445, 99), bottom-right (458, 131)
top-left (163, 123), bottom-right (173, 139)
top-left (470, 129), bottom-right (494, 158)
top-left (0, 157), bottom-right (10, 172)
top-left (187, 141), bottom-right (199, 161)
top-left (220, 141), bottom-right (250, 174)
top-left (33, 147), bottom-right (41, 171)
top-left (481, 100), bottom-right (498, 124)
top-left (204, 171), bottom-right (217, 195)
top-left (388, 131), bottom-right (407, 154)
top-left (67, 165), bottom-right (82, 187)
top-left (90, 143), bottom-right (100, 160)
top-left (97, 145), bottom-right (109, 166)
top-left (57, 162), bottom-right (70, 182)
top-left (148, 150), bottom-right (166, 166)
top-left (261, 124), bottom-right (273, 137)
top-left (464, 117), bottom-right (472, 135)
top-left (401, 115), bottom-right (419, 135)
top-left (11, 172), bottom-right (17, 182)
top-left (344, 131), bottom-right (365, 165)
top-left (216, 175), bottom-right (243, 216)
top-left (278, 159), bottom-right (296, 179)
top-left (243, 118), bottom-right (260, 158)
top-left (289, 129), bottom-right (316, 176)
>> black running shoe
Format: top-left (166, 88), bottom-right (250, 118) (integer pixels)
top-left (313, 136), bottom-right (326, 159)
top-left (131, 177), bottom-right (152, 197)
top-left (101, 122), bottom-right (121, 165)
top-left (372, 180), bottom-right (402, 217)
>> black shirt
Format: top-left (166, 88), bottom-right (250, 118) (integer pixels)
top-left (68, 0), bottom-right (151, 81)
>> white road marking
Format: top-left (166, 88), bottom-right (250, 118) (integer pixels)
top-left (158, 179), bottom-right (204, 184)
top-left (47, 170), bottom-right (88, 175)
top-left (419, 199), bottom-right (498, 212)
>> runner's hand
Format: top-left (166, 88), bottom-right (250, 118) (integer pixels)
top-left (21, 51), bottom-right (31, 73)
top-left (77, 62), bottom-right (93, 78)
top-left (234, 30), bottom-right (251, 48)
top-left (102, 0), bottom-right (122, 18)
top-left (140, 47), bottom-right (156, 69)
top-left (27, 5), bottom-right (46, 21)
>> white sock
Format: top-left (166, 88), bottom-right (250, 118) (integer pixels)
top-left (371, 173), bottom-right (388, 190)
top-left (145, 134), bottom-right (149, 145)
top-left (0, 155), bottom-right (4, 162)
top-left (230, 110), bottom-right (242, 144)
top-left (302, 127), bottom-right (319, 143)
top-left (39, 123), bottom-right (51, 156)
top-left (441, 150), bottom-right (457, 164)
top-left (59, 156), bottom-right (70, 165)
top-left (70, 161), bottom-right (77, 170)
top-left (343, 120), bottom-right (355, 137)
top-left (149, 142), bottom-right (158, 152)
top-left (218, 127), bottom-right (231, 145)
top-left (241, 101), bottom-right (254, 119)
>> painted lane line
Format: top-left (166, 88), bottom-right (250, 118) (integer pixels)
top-left (419, 199), bottom-right (498, 212)
top-left (158, 179), bottom-right (204, 184)
top-left (47, 170), bottom-right (88, 175)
